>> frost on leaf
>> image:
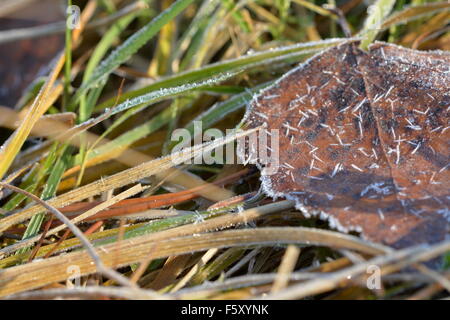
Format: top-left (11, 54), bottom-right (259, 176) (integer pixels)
top-left (245, 41), bottom-right (450, 253)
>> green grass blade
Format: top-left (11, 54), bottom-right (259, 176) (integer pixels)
top-left (72, 0), bottom-right (196, 106)
top-left (78, 11), bottom-right (140, 122)
top-left (72, 72), bottom-right (238, 165)
top-left (95, 38), bottom-right (349, 112)
top-left (19, 146), bottom-right (72, 248)
top-left (359, 0), bottom-right (397, 49)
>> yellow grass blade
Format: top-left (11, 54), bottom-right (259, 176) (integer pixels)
top-left (0, 54), bottom-right (64, 180)
top-left (0, 0), bottom-right (97, 180)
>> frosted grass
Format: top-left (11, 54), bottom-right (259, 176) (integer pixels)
top-left (72, 0), bottom-right (196, 105)
top-left (96, 38), bottom-right (352, 111)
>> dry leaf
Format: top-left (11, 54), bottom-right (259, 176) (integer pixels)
top-left (245, 41), bottom-right (449, 252)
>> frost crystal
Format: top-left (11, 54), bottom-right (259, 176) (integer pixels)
top-left (244, 40), bottom-right (450, 258)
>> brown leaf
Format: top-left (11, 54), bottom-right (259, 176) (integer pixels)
top-left (245, 41), bottom-right (450, 252)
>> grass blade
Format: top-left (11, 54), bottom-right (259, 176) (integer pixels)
top-left (72, 0), bottom-right (196, 106)
top-left (359, 0), bottom-right (397, 49)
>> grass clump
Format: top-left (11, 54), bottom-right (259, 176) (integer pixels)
top-left (0, 0), bottom-right (449, 300)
